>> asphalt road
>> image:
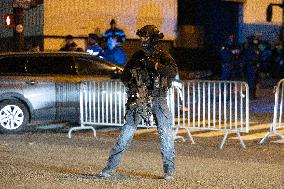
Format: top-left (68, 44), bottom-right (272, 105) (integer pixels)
top-left (0, 120), bottom-right (283, 189)
top-left (0, 83), bottom-right (283, 189)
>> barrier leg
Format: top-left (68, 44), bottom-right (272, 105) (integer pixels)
top-left (220, 131), bottom-right (246, 149)
top-left (259, 132), bottom-right (271, 144)
top-left (68, 124), bottom-right (96, 139)
top-left (185, 128), bottom-right (195, 144)
top-left (236, 131), bottom-right (246, 148)
top-left (259, 131), bottom-right (284, 144)
top-left (275, 132), bottom-right (284, 140)
top-left (220, 131), bottom-right (228, 149)
top-left (173, 128), bottom-right (185, 142)
top-left (173, 128), bottom-right (195, 144)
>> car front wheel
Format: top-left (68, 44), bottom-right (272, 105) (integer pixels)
top-left (0, 99), bottom-right (29, 134)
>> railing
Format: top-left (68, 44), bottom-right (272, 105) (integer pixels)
top-left (69, 80), bottom-right (250, 149)
top-left (169, 80), bottom-right (249, 148)
top-left (68, 80), bottom-right (126, 138)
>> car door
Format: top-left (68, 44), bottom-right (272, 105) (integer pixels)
top-left (28, 55), bottom-right (80, 123)
top-left (24, 55), bottom-right (57, 121)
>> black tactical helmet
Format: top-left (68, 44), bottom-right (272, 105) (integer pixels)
top-left (136, 25), bottom-right (164, 39)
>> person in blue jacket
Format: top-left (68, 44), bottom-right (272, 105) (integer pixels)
top-left (86, 33), bottom-right (103, 56)
top-left (100, 36), bottom-right (126, 66)
top-left (104, 19), bottom-right (126, 46)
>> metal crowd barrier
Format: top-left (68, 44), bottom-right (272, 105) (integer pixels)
top-left (170, 80), bottom-right (249, 148)
top-left (69, 80), bottom-right (249, 149)
top-left (68, 80), bottom-right (126, 138)
top-left (259, 79), bottom-right (284, 144)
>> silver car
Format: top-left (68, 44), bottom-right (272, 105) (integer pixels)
top-left (0, 52), bottom-right (123, 133)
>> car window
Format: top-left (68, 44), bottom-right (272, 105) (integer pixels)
top-left (28, 56), bottom-right (76, 75)
top-left (75, 57), bottom-right (114, 76)
top-left (0, 56), bottom-right (28, 75)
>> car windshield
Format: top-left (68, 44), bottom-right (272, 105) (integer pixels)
top-left (75, 57), bottom-right (117, 76)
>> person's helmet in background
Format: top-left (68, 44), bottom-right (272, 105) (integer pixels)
top-left (88, 33), bottom-right (99, 45)
top-left (110, 19), bottom-right (116, 25)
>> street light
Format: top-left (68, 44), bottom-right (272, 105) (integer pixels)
top-left (4, 14), bottom-right (15, 29)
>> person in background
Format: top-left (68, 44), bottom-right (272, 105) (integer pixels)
top-left (258, 41), bottom-right (272, 77)
top-left (229, 35), bottom-right (242, 81)
top-left (100, 36), bottom-right (126, 66)
top-left (242, 35), bottom-right (260, 99)
top-left (75, 47), bottom-right (84, 52)
top-left (219, 35), bottom-right (235, 81)
top-left (99, 25), bottom-right (177, 180)
top-left (60, 35), bottom-right (78, 51)
top-left (270, 41), bottom-right (284, 79)
top-left (103, 19), bottom-right (126, 46)
top-left (86, 33), bottom-right (102, 56)
top-left (31, 43), bottom-right (40, 52)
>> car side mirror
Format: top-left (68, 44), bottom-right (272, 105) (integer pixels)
top-left (110, 66), bottom-right (123, 79)
top-left (111, 70), bottom-right (122, 79)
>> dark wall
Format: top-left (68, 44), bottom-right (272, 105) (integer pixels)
top-left (199, 1), bottom-right (240, 47)
top-left (178, 0), bottom-right (197, 25)
top-left (176, 0), bottom-right (240, 74)
top-left (178, 0), bottom-right (240, 47)
top-left (0, 36), bottom-right (44, 52)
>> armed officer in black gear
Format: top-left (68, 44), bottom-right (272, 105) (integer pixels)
top-left (99, 25), bottom-right (178, 180)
